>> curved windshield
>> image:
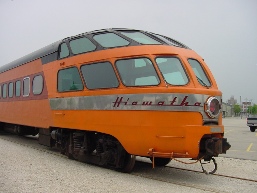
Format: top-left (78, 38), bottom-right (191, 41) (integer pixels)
top-left (188, 59), bottom-right (211, 87)
top-left (116, 58), bottom-right (160, 86)
top-left (156, 57), bottom-right (188, 85)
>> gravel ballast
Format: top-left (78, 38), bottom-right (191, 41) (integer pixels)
top-left (0, 136), bottom-right (257, 193)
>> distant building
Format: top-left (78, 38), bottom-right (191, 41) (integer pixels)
top-left (222, 102), bottom-right (232, 117)
top-left (227, 96), bottom-right (237, 106)
top-left (242, 101), bottom-right (252, 113)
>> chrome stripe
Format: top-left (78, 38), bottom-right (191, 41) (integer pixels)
top-left (50, 93), bottom-right (220, 111)
top-left (49, 93), bottom-right (222, 121)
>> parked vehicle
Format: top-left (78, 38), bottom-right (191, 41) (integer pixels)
top-left (247, 115), bottom-right (257, 132)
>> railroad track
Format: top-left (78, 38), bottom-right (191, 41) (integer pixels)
top-left (167, 165), bottom-right (257, 183)
top-left (132, 159), bottom-right (257, 193)
top-left (1, 133), bottom-right (256, 193)
top-left (133, 158), bottom-right (257, 182)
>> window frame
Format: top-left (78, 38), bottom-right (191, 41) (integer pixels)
top-left (80, 61), bottom-right (120, 90)
top-left (23, 77), bottom-right (30, 97)
top-left (93, 32), bottom-right (130, 48)
top-left (115, 57), bottom-right (161, 87)
top-left (187, 58), bottom-right (211, 87)
top-left (155, 56), bottom-right (189, 86)
top-left (58, 42), bottom-right (70, 59)
top-left (69, 37), bottom-right (97, 55)
top-left (2, 83), bottom-right (7, 98)
top-left (15, 80), bottom-right (21, 97)
top-left (57, 67), bottom-right (84, 92)
top-left (8, 82), bottom-right (14, 98)
top-left (120, 31), bottom-right (162, 45)
top-left (33, 75), bottom-right (44, 95)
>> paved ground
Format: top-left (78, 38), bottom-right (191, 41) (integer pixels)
top-left (0, 117), bottom-right (256, 192)
top-left (0, 134), bottom-right (256, 193)
top-left (222, 116), bottom-right (257, 160)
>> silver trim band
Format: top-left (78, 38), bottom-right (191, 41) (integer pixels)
top-left (49, 93), bottom-right (221, 120)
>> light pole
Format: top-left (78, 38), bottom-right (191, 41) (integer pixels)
top-left (249, 99), bottom-right (253, 115)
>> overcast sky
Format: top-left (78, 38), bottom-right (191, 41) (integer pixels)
top-left (0, 0), bottom-right (256, 104)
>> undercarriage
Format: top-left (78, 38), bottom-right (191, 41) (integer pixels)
top-left (49, 129), bottom-right (136, 173)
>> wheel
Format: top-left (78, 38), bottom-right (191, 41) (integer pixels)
top-left (117, 153), bottom-right (136, 173)
top-left (0, 122), bottom-right (5, 134)
top-left (250, 127), bottom-right (256, 132)
top-left (64, 132), bottom-right (76, 160)
top-left (150, 157), bottom-right (172, 166)
top-left (16, 126), bottom-right (23, 136)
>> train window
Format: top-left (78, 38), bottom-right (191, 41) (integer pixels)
top-left (93, 33), bottom-right (129, 48)
top-left (33, 75), bottom-right (43, 95)
top-left (15, 80), bottom-right (21, 97)
top-left (2, 84), bottom-right (7, 98)
top-left (8, 82), bottom-right (14, 98)
top-left (81, 62), bottom-right (119, 89)
top-left (70, 37), bottom-right (96, 55)
top-left (58, 67), bottom-right (83, 92)
top-left (156, 57), bottom-right (188, 86)
top-left (188, 59), bottom-right (211, 87)
top-left (120, 31), bottom-right (161, 45)
top-left (23, 77), bottom-right (30, 97)
top-left (59, 43), bottom-right (70, 59)
top-left (116, 58), bottom-right (160, 86)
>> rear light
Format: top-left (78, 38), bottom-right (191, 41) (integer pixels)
top-left (205, 97), bottom-right (221, 118)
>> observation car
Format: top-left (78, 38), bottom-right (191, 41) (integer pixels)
top-left (0, 28), bottom-right (230, 173)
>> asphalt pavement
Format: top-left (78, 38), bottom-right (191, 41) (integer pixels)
top-left (222, 116), bottom-right (257, 160)
top-left (0, 116), bottom-right (257, 193)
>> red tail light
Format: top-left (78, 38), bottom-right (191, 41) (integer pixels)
top-left (206, 97), bottom-right (221, 118)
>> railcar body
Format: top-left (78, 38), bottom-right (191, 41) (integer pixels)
top-left (0, 28), bottom-right (230, 173)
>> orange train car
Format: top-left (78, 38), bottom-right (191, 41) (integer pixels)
top-left (0, 28), bottom-right (230, 173)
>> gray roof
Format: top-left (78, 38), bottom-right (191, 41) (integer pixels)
top-left (0, 40), bottom-right (62, 74)
top-left (0, 28), bottom-right (189, 74)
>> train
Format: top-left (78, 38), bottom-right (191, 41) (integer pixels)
top-left (0, 28), bottom-right (230, 173)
